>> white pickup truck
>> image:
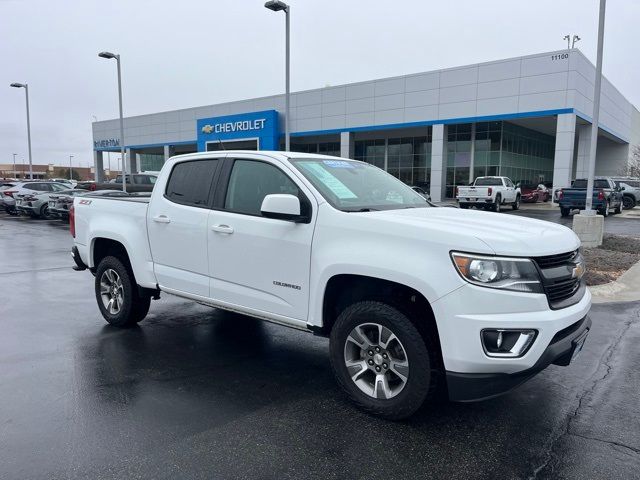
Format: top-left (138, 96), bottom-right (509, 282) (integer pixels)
top-left (456, 176), bottom-right (521, 212)
top-left (71, 151), bottom-right (591, 419)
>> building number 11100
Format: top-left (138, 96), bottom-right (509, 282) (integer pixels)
top-left (552, 53), bottom-right (569, 61)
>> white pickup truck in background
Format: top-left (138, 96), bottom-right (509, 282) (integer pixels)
top-left (70, 151), bottom-right (590, 419)
top-left (456, 176), bottom-right (521, 212)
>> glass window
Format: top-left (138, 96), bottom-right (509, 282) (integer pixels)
top-left (224, 160), bottom-right (300, 216)
top-left (165, 159), bottom-right (219, 207)
top-left (292, 158), bottom-right (428, 211)
top-left (51, 183), bottom-right (68, 191)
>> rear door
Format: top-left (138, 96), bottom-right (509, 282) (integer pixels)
top-left (207, 155), bottom-right (316, 323)
top-left (147, 157), bottom-right (222, 297)
top-left (503, 178), bottom-right (516, 202)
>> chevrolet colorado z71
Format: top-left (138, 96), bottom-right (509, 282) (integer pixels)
top-left (71, 151), bottom-right (591, 419)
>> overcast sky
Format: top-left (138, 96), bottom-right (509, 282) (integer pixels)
top-left (1, 0), bottom-right (639, 167)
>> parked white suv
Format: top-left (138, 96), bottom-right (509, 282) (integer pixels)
top-left (71, 152), bottom-right (591, 419)
top-left (456, 176), bottom-right (521, 212)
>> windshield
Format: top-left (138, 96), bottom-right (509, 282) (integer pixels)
top-left (474, 177), bottom-right (503, 186)
top-left (290, 158), bottom-right (429, 211)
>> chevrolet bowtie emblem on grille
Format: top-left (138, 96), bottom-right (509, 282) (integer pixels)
top-left (201, 124), bottom-right (214, 134)
top-left (572, 262), bottom-right (585, 279)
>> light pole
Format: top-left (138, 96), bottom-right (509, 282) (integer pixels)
top-left (10, 83), bottom-right (33, 179)
top-left (12, 153), bottom-right (17, 179)
top-left (69, 155), bottom-right (74, 180)
top-left (98, 51), bottom-right (127, 192)
top-left (584, 1), bottom-right (606, 214)
top-left (265, 0), bottom-right (290, 151)
top-left (563, 34), bottom-right (571, 49)
top-left (572, 35), bottom-right (581, 49)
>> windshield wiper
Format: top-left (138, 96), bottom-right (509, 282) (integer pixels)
top-left (342, 207), bottom-right (380, 212)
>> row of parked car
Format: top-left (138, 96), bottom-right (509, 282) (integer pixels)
top-left (0, 179), bottom-right (151, 221)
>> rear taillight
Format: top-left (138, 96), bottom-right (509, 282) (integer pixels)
top-left (69, 204), bottom-right (75, 238)
top-left (455, 186), bottom-right (459, 196)
top-left (488, 187), bottom-right (493, 196)
top-left (4, 190), bottom-right (16, 197)
top-left (597, 190), bottom-right (605, 200)
top-left (558, 190), bottom-right (564, 200)
top-left (90, 184), bottom-right (96, 191)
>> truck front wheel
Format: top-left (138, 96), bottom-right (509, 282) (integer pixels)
top-left (512, 195), bottom-right (520, 210)
top-left (95, 256), bottom-right (150, 327)
top-left (329, 301), bottom-right (437, 420)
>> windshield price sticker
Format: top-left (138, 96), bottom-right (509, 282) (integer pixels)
top-left (323, 160), bottom-right (355, 169)
top-left (299, 162), bottom-right (357, 199)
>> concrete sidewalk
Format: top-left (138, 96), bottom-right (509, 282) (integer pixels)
top-left (590, 259), bottom-right (640, 304)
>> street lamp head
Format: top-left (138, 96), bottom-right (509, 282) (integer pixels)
top-left (98, 51), bottom-right (118, 60)
top-left (10, 82), bottom-right (26, 88)
top-left (265, 0), bottom-right (288, 12)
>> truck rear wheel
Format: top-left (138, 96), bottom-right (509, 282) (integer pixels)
top-left (329, 301), bottom-right (436, 420)
top-left (560, 207), bottom-right (571, 217)
top-left (492, 195), bottom-right (502, 212)
top-left (95, 256), bottom-right (150, 327)
top-left (599, 201), bottom-right (610, 217)
top-left (459, 203), bottom-right (469, 209)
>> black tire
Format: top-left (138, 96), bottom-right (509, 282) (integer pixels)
top-left (512, 194), bottom-right (520, 210)
top-left (40, 204), bottom-right (52, 219)
top-left (492, 195), bottom-right (502, 212)
top-left (560, 207), bottom-right (571, 217)
top-left (95, 255), bottom-right (150, 327)
top-left (329, 301), bottom-right (437, 420)
top-left (614, 201), bottom-right (623, 214)
top-left (622, 195), bottom-right (636, 210)
top-left (598, 201), bottom-right (609, 217)
top-left (459, 203), bottom-right (469, 209)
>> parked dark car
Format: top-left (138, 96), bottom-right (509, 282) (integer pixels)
top-left (557, 177), bottom-right (624, 217)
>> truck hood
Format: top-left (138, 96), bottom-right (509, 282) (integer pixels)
top-left (368, 207), bottom-right (580, 256)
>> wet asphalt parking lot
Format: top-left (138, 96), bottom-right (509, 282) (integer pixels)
top-left (1, 211), bottom-right (639, 480)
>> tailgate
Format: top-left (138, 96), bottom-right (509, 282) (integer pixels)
top-left (457, 186), bottom-right (489, 198)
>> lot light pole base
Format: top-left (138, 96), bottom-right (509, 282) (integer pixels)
top-left (572, 211), bottom-right (604, 248)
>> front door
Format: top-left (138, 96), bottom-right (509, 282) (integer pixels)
top-left (208, 157), bottom-right (315, 323)
top-left (147, 157), bottom-right (222, 297)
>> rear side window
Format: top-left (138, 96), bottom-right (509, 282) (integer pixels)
top-left (224, 160), bottom-right (301, 216)
top-left (594, 180), bottom-right (610, 189)
top-left (165, 159), bottom-right (219, 207)
top-left (474, 178), bottom-right (502, 186)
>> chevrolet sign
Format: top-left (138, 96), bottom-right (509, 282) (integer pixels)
top-left (201, 118), bottom-right (267, 135)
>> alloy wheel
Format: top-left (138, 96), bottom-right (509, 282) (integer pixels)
top-left (99, 268), bottom-right (124, 314)
top-left (343, 323), bottom-right (409, 399)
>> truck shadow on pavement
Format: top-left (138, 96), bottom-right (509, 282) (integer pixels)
top-left (72, 301), bottom-right (573, 479)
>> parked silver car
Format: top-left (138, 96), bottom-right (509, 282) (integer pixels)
top-left (49, 189), bottom-right (127, 220)
top-left (611, 177), bottom-right (639, 209)
top-left (16, 188), bottom-right (77, 218)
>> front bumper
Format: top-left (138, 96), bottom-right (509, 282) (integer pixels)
top-left (446, 315), bottom-right (591, 401)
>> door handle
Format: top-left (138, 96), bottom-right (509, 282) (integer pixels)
top-left (152, 215), bottom-right (171, 224)
top-left (211, 224), bottom-right (234, 234)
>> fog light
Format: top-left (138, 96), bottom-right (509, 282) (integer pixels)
top-left (481, 329), bottom-right (537, 358)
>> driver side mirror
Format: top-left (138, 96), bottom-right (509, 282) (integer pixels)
top-left (619, 186), bottom-right (625, 191)
top-left (516, 182), bottom-right (521, 188)
top-left (261, 194), bottom-right (307, 222)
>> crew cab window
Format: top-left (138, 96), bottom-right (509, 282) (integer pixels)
top-left (30, 183), bottom-right (48, 191)
top-left (505, 179), bottom-right (514, 188)
top-left (224, 160), bottom-right (300, 216)
top-left (165, 159), bottom-right (219, 207)
top-left (51, 183), bottom-right (68, 191)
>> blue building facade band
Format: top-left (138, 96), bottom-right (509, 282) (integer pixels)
top-left (196, 109), bottom-right (279, 152)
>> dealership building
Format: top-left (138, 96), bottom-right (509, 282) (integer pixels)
top-left (92, 49), bottom-right (640, 201)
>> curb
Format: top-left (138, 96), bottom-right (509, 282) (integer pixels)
top-left (589, 259), bottom-right (640, 304)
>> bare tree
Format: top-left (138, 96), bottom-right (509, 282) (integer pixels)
top-left (629, 145), bottom-right (640, 178)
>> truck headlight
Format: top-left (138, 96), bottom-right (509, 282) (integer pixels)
top-left (451, 252), bottom-right (543, 293)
